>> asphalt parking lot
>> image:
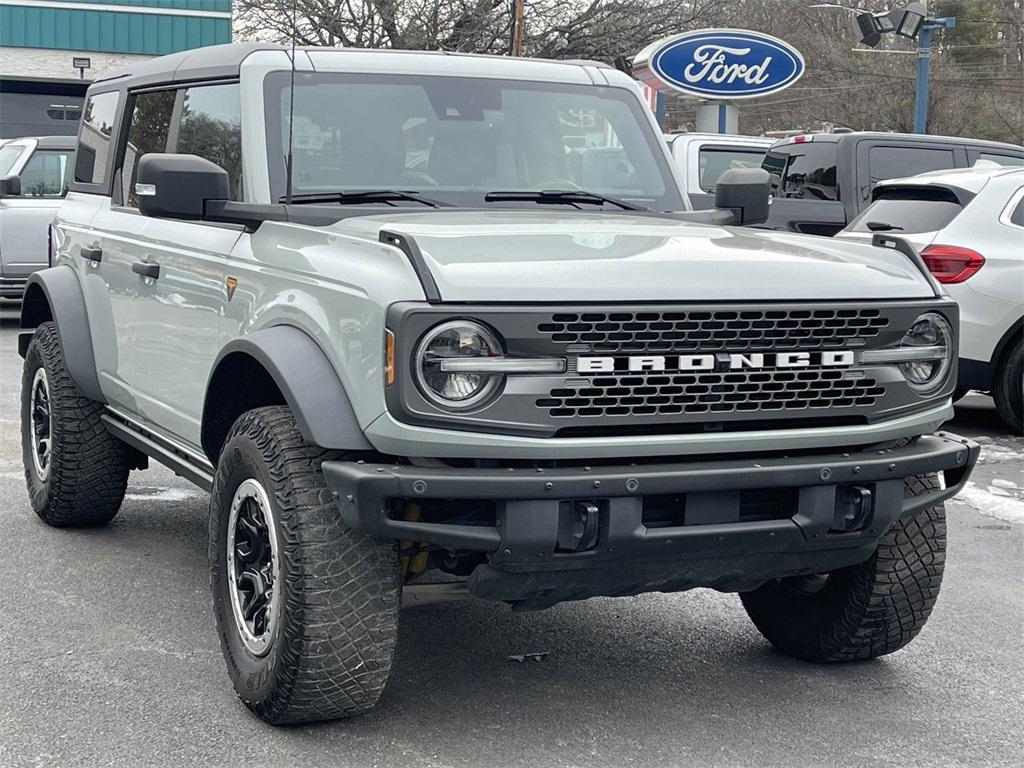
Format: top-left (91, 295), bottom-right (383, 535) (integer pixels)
top-left (0, 303), bottom-right (1021, 768)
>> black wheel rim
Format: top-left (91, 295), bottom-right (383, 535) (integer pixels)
top-left (227, 479), bottom-right (280, 656)
top-left (30, 367), bottom-right (53, 481)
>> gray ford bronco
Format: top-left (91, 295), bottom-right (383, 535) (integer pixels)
top-left (19, 43), bottom-right (979, 725)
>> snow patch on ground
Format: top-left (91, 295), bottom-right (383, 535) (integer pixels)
top-left (971, 435), bottom-right (1023, 465)
top-left (954, 480), bottom-right (1024, 525)
top-left (124, 487), bottom-right (205, 503)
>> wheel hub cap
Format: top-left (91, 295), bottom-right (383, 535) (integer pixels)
top-left (30, 367), bottom-right (53, 481)
top-left (227, 479), bottom-right (281, 656)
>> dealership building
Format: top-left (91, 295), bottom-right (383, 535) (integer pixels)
top-left (0, 0), bottom-right (231, 138)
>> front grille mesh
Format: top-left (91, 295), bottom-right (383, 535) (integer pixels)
top-left (537, 369), bottom-right (885, 419)
top-left (537, 308), bottom-right (889, 352)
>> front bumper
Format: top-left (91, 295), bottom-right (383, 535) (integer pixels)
top-left (323, 432), bottom-right (978, 608)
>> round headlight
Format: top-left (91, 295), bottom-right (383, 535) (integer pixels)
top-left (415, 320), bottom-right (503, 409)
top-left (898, 312), bottom-right (953, 392)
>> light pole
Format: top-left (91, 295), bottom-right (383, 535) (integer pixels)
top-left (912, 16), bottom-right (956, 133)
top-left (849, 2), bottom-right (957, 134)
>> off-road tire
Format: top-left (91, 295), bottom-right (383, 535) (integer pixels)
top-left (992, 338), bottom-right (1023, 435)
top-left (21, 322), bottom-right (130, 526)
top-left (740, 474), bottom-right (945, 662)
top-left (209, 406), bottom-right (400, 725)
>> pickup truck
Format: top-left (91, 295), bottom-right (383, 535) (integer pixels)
top-left (18, 43), bottom-right (978, 724)
top-left (762, 131), bottom-right (1024, 236)
top-left (665, 132), bottom-right (774, 209)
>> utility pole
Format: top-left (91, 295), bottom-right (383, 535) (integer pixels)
top-left (913, 16), bottom-right (956, 133)
top-left (511, 0), bottom-right (525, 56)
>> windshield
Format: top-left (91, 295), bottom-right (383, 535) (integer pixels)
top-left (263, 72), bottom-right (684, 211)
top-left (0, 143), bottom-right (28, 177)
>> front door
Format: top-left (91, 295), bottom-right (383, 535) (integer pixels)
top-left (104, 83), bottom-right (243, 447)
top-left (0, 147), bottom-right (72, 284)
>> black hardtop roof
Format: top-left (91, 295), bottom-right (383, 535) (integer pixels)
top-left (772, 131), bottom-right (1023, 153)
top-left (91, 41), bottom-right (613, 91)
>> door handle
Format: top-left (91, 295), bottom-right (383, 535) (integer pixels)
top-left (79, 246), bottom-right (102, 263)
top-left (131, 261), bottom-right (160, 280)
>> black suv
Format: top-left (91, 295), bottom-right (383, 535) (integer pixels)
top-left (761, 131), bottom-right (1024, 236)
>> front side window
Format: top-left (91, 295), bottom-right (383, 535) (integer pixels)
top-left (176, 83), bottom-right (243, 200)
top-left (868, 146), bottom-right (957, 186)
top-left (74, 90), bottom-right (120, 185)
top-left (698, 147), bottom-right (766, 192)
top-left (762, 143), bottom-right (838, 201)
top-left (121, 89), bottom-right (176, 206)
top-left (18, 150), bottom-right (72, 197)
top-left (263, 72), bottom-right (684, 211)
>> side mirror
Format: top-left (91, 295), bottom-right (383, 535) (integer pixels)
top-left (715, 168), bottom-right (771, 226)
top-left (0, 174), bottom-right (22, 198)
top-left (136, 153), bottom-right (229, 220)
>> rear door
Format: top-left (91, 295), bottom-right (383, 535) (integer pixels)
top-left (855, 140), bottom-right (965, 210)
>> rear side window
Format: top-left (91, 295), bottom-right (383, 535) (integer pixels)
top-left (698, 148), bottom-right (766, 192)
top-left (121, 90), bottom-right (176, 206)
top-left (1011, 198), bottom-right (1024, 228)
top-left (762, 143), bottom-right (838, 201)
top-left (175, 83), bottom-right (243, 200)
top-left (868, 146), bottom-right (957, 186)
top-left (849, 188), bottom-right (963, 234)
top-left (74, 91), bottom-right (120, 185)
top-left (979, 153), bottom-right (1024, 167)
top-left (19, 150), bottom-right (72, 197)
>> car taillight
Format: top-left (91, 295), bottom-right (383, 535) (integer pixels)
top-left (920, 244), bottom-right (985, 283)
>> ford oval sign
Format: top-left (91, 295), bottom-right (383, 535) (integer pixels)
top-left (635, 29), bottom-right (805, 99)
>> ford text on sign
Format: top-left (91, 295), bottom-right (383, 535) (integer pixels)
top-left (634, 29), bottom-right (805, 99)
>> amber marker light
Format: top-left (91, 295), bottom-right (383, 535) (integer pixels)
top-left (385, 329), bottom-right (396, 385)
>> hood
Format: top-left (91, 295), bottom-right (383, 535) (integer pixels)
top-left (335, 211), bottom-right (936, 303)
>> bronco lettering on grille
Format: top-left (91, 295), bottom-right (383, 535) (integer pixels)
top-left (576, 350), bottom-right (856, 374)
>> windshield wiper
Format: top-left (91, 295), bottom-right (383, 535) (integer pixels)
top-left (865, 221), bottom-right (904, 232)
top-left (484, 189), bottom-right (649, 212)
top-left (279, 190), bottom-right (454, 208)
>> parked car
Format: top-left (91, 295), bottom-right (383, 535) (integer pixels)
top-left (837, 166), bottom-right (1023, 432)
top-left (0, 136), bottom-right (75, 300)
top-left (761, 132), bottom-right (1024, 236)
top-left (666, 132), bottom-right (774, 209)
top-left (19, 42), bottom-right (978, 725)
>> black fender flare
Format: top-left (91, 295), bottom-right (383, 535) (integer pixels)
top-left (202, 325), bottom-right (373, 460)
top-left (19, 266), bottom-right (105, 402)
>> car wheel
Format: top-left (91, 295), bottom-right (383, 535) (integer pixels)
top-left (209, 405), bottom-right (400, 724)
top-left (740, 474), bottom-right (945, 662)
top-left (21, 321), bottom-right (130, 526)
top-left (992, 338), bottom-right (1023, 435)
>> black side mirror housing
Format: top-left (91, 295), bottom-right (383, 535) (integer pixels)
top-left (0, 174), bottom-right (22, 198)
top-left (136, 153), bottom-right (229, 220)
top-left (715, 168), bottom-right (771, 226)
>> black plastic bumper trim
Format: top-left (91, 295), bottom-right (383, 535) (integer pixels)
top-left (323, 432), bottom-right (978, 555)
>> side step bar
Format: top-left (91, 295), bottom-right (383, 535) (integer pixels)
top-left (102, 409), bottom-right (215, 492)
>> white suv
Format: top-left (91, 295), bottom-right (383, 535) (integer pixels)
top-left (839, 167), bottom-right (1024, 432)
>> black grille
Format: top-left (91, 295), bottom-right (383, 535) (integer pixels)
top-left (537, 308), bottom-right (890, 352)
top-left (537, 369), bottom-right (885, 419)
